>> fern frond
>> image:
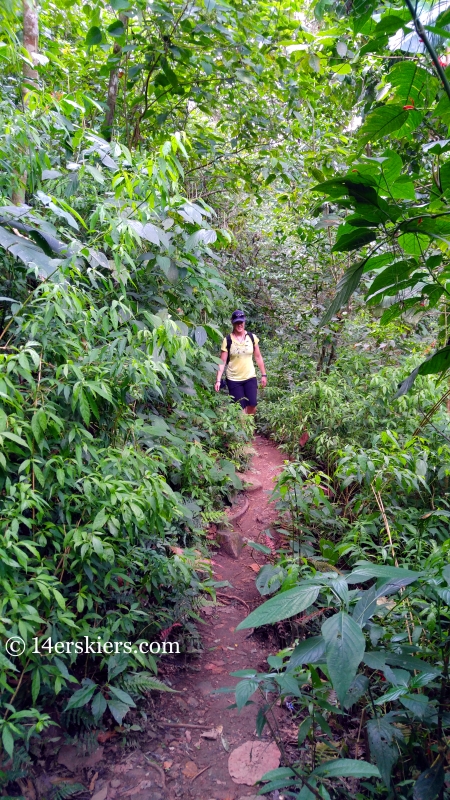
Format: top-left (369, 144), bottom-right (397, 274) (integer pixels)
top-left (50, 782), bottom-right (86, 800)
top-left (122, 672), bottom-right (175, 695)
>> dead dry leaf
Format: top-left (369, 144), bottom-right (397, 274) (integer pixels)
top-left (163, 760), bottom-right (173, 770)
top-left (91, 786), bottom-right (108, 800)
top-left (249, 563), bottom-right (260, 573)
top-left (122, 780), bottom-right (154, 796)
top-left (182, 761), bottom-right (198, 779)
top-left (200, 725), bottom-right (223, 740)
top-left (228, 741), bottom-right (280, 785)
top-left (89, 772), bottom-right (99, 792)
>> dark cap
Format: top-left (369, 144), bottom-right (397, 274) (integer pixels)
top-left (231, 309), bottom-right (246, 323)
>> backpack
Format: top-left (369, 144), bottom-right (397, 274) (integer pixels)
top-left (220, 332), bottom-right (255, 390)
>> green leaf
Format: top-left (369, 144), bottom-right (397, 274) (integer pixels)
top-left (65, 682), bottom-right (97, 710)
top-left (107, 19), bottom-right (125, 37)
top-left (320, 259), bottom-right (366, 325)
top-left (31, 668), bottom-right (41, 704)
top-left (397, 232), bottom-right (429, 256)
top-left (2, 725), bottom-right (14, 758)
top-left (352, 576), bottom-right (419, 626)
top-left (91, 691), bottom-right (107, 721)
top-left (312, 758), bottom-right (380, 778)
top-left (332, 228), bottom-right (377, 253)
top-left (359, 106), bottom-right (408, 145)
top-left (194, 326), bottom-right (208, 347)
top-left (287, 636), bottom-right (327, 669)
top-left (107, 697), bottom-right (131, 724)
top-left (86, 26), bottom-right (103, 47)
top-left (256, 564), bottom-right (284, 596)
top-left (321, 611), bottom-right (366, 705)
top-left (413, 761), bottom-right (445, 800)
top-left (343, 673), bottom-right (369, 709)
top-left (108, 685), bottom-right (136, 707)
top-left (367, 717), bottom-right (403, 787)
top-left (235, 678), bottom-right (259, 710)
top-left (346, 563), bottom-right (422, 584)
top-left (236, 584), bottom-right (320, 630)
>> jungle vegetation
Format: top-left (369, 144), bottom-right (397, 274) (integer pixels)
top-left (3, 0), bottom-right (450, 797)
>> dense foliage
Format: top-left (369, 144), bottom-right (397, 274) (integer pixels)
top-left (5, 0), bottom-right (450, 796)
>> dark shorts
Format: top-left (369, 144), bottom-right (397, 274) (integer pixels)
top-left (226, 377), bottom-right (258, 409)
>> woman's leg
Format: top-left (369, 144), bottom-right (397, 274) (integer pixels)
top-left (242, 377), bottom-right (258, 414)
top-left (226, 379), bottom-right (247, 409)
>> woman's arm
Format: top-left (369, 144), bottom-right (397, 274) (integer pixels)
top-left (253, 343), bottom-right (267, 387)
top-left (214, 350), bottom-right (228, 392)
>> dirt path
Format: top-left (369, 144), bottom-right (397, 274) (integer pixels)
top-left (57, 435), bottom-right (286, 800)
top-left (154, 435), bottom-right (286, 800)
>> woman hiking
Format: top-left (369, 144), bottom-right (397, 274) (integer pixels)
top-left (214, 310), bottom-right (267, 414)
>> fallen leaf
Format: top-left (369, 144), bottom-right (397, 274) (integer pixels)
top-left (182, 761), bottom-right (198, 779)
top-left (249, 564), bottom-right (260, 573)
top-left (299, 430), bottom-right (309, 447)
top-left (91, 787), bottom-right (108, 800)
top-left (185, 730), bottom-right (192, 743)
top-left (200, 727), bottom-right (222, 740)
top-left (123, 780), bottom-right (154, 796)
top-left (163, 761), bottom-right (173, 770)
top-left (89, 772), bottom-right (99, 792)
top-left (228, 741), bottom-right (281, 785)
top-left (97, 730), bottom-right (117, 743)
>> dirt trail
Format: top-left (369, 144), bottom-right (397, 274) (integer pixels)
top-left (67, 435), bottom-right (285, 800)
top-left (154, 434), bottom-right (286, 800)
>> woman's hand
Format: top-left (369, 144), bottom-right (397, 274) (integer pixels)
top-left (214, 380), bottom-right (221, 392)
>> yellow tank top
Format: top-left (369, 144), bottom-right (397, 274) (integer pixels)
top-left (221, 333), bottom-right (259, 382)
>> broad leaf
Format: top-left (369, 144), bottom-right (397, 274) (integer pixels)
top-left (287, 636), bottom-right (327, 669)
top-left (413, 761), bottom-right (445, 800)
top-left (321, 611), bottom-right (366, 705)
top-left (320, 259), bottom-right (366, 325)
top-left (359, 106), bottom-right (409, 145)
top-left (312, 758), bottom-right (380, 778)
top-left (236, 584), bottom-right (320, 629)
top-left (367, 717), bottom-right (403, 787)
top-left (332, 227), bottom-right (376, 253)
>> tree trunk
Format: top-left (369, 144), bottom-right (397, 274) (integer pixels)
top-left (23, 0), bottom-right (39, 94)
top-left (12, 0), bottom-right (39, 205)
top-left (102, 14), bottom-right (128, 141)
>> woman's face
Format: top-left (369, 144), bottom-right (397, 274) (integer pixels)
top-left (233, 319), bottom-right (245, 334)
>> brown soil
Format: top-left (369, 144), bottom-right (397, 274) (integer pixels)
top-left (31, 436), bottom-right (287, 800)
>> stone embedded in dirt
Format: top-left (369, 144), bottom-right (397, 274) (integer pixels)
top-left (187, 696), bottom-right (199, 707)
top-left (236, 472), bottom-right (263, 492)
top-left (228, 740), bottom-right (281, 785)
top-left (217, 528), bottom-right (243, 559)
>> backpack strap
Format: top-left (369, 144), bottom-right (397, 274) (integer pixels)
top-left (226, 334), bottom-right (232, 365)
top-left (247, 332), bottom-right (255, 348)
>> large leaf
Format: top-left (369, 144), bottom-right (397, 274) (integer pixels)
top-left (367, 717), bottom-right (403, 787)
top-left (332, 228), bottom-right (376, 253)
top-left (396, 345), bottom-right (450, 396)
top-left (287, 635), bottom-right (327, 669)
top-left (236, 584), bottom-right (320, 630)
top-left (388, 62), bottom-right (438, 105)
top-left (359, 106), bottom-right (409, 145)
top-left (320, 258), bottom-right (366, 325)
top-left (352, 576), bottom-right (419, 626)
top-left (312, 758), bottom-right (380, 778)
top-left (321, 611), bottom-right (366, 705)
top-left (346, 563), bottom-right (422, 584)
top-left (413, 761), bottom-right (445, 800)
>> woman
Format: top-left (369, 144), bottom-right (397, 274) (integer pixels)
top-left (214, 310), bottom-right (267, 414)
